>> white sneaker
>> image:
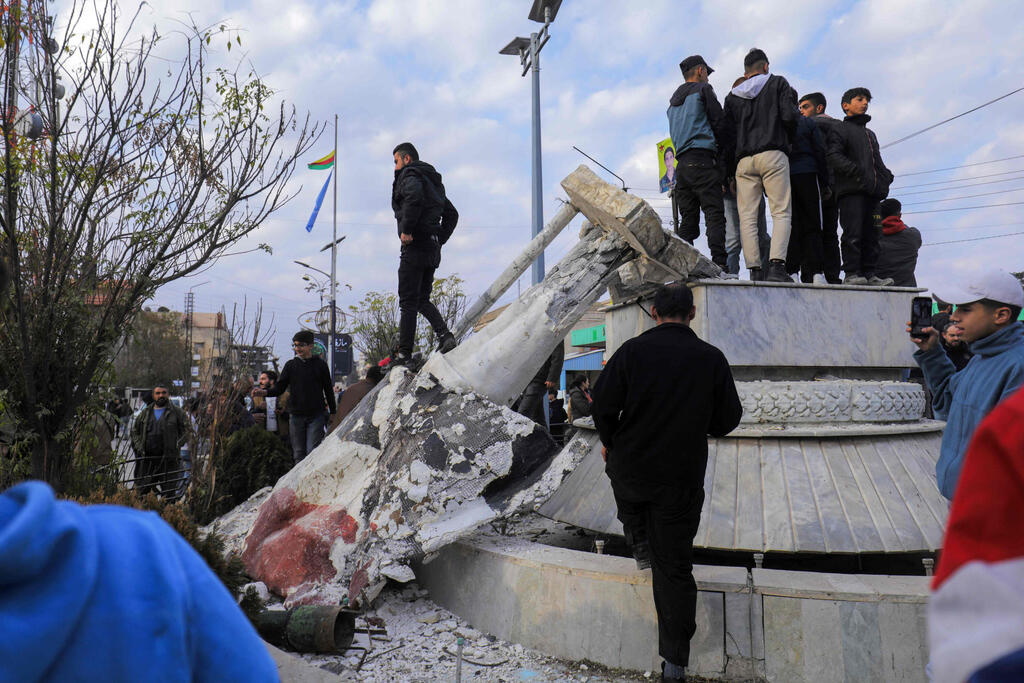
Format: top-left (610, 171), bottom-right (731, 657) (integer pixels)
top-left (791, 273), bottom-right (801, 283)
top-left (813, 274), bottom-right (827, 285)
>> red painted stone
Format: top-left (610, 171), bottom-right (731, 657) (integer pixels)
top-left (243, 487), bottom-right (360, 597)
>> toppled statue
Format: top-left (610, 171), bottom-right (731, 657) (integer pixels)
top-left (240, 166), bottom-right (723, 607)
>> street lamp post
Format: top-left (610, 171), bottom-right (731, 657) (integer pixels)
top-left (500, 0), bottom-right (561, 286)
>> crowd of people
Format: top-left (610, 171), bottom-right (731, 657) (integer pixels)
top-left (667, 48), bottom-right (922, 286)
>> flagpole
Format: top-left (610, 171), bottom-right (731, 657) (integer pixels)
top-left (329, 114), bottom-right (338, 383)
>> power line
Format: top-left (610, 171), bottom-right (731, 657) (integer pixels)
top-left (897, 172), bottom-right (1024, 196)
top-left (894, 153), bottom-right (1024, 178)
top-left (902, 185), bottom-right (1024, 206)
top-left (892, 167), bottom-right (1024, 191)
top-left (881, 86), bottom-right (1024, 149)
top-left (903, 200), bottom-right (1024, 215)
top-left (923, 230), bottom-right (1024, 246)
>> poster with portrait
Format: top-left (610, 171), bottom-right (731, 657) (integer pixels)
top-left (657, 137), bottom-right (677, 193)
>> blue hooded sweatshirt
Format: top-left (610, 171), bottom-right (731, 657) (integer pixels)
top-left (915, 322), bottom-right (1024, 499)
top-left (0, 481), bottom-right (278, 682)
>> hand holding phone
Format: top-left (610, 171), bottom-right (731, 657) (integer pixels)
top-left (907, 296), bottom-right (939, 351)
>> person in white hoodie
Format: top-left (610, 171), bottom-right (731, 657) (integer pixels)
top-left (722, 48), bottom-right (799, 283)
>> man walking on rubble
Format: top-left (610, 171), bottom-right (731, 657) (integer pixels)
top-left (592, 283), bottom-right (743, 683)
top-left (391, 142), bottom-right (459, 365)
top-left (667, 55), bottom-right (731, 270)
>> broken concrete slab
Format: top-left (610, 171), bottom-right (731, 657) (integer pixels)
top-left (238, 165), bottom-right (723, 609)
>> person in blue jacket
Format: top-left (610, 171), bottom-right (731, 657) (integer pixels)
top-left (0, 481), bottom-right (279, 682)
top-left (910, 269), bottom-right (1024, 500)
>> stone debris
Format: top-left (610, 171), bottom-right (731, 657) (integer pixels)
top-left (287, 581), bottom-right (658, 682)
top-left (225, 166), bottom-right (722, 609)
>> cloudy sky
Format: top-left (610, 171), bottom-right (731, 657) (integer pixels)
top-left (132, 0), bottom-right (1024, 363)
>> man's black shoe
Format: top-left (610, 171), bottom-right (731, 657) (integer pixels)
top-left (766, 259), bottom-right (790, 282)
top-left (633, 541), bottom-right (652, 570)
top-left (661, 661), bottom-right (686, 682)
top-left (437, 333), bottom-right (457, 354)
top-left (748, 267), bottom-right (764, 282)
top-left (390, 351), bottom-right (412, 367)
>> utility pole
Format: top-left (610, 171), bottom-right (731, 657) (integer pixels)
top-left (329, 114), bottom-right (338, 382)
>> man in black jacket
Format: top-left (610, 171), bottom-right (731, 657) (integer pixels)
top-left (591, 283), bottom-right (742, 683)
top-left (130, 384), bottom-right (189, 497)
top-left (799, 92), bottom-right (843, 283)
top-left (254, 330), bottom-right (337, 463)
top-left (666, 55), bottom-right (730, 269)
top-left (391, 142), bottom-right (459, 364)
top-left (827, 87), bottom-right (895, 286)
top-left (723, 48), bottom-right (799, 283)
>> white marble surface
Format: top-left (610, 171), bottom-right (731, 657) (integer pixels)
top-left (605, 280), bottom-right (923, 369)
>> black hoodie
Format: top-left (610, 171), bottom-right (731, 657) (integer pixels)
top-left (722, 73), bottom-right (799, 169)
top-left (392, 160), bottom-right (459, 251)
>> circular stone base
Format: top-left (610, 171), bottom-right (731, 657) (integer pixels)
top-left (414, 533), bottom-right (930, 682)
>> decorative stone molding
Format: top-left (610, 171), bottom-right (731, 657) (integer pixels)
top-left (737, 381), bottom-right (925, 424)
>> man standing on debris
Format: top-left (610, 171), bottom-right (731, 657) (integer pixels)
top-left (828, 87), bottom-right (895, 286)
top-left (799, 92), bottom-right (843, 284)
top-left (666, 55), bottom-right (730, 270)
top-left (130, 383), bottom-right (189, 497)
top-left (909, 269), bottom-right (1024, 500)
top-left (391, 142), bottom-right (459, 365)
top-left (254, 330), bottom-right (336, 464)
top-left (723, 48), bottom-right (799, 282)
top-left (592, 283), bottom-right (742, 683)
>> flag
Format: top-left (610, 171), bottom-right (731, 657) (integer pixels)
top-left (308, 150), bottom-right (335, 170)
top-left (929, 386), bottom-right (1024, 683)
top-left (305, 169), bottom-right (332, 233)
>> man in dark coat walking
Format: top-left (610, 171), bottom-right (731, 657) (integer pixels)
top-left (130, 383), bottom-right (189, 497)
top-left (391, 142), bottom-right (459, 365)
top-left (515, 344), bottom-right (565, 428)
top-left (591, 283), bottom-right (742, 683)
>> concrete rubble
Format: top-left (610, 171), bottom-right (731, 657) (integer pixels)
top-left (227, 164), bottom-right (722, 610)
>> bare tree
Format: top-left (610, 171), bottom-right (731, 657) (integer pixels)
top-left (0, 1), bottom-right (321, 488)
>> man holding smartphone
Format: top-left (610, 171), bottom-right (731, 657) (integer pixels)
top-left (909, 269), bottom-right (1024, 500)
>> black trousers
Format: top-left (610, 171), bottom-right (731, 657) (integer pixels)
top-left (612, 482), bottom-right (705, 667)
top-left (785, 173), bottom-right (824, 282)
top-left (821, 195), bottom-right (841, 283)
top-left (397, 246), bottom-right (448, 355)
top-left (838, 193), bottom-right (880, 277)
top-left (673, 150), bottom-right (727, 267)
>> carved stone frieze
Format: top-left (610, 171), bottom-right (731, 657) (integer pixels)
top-left (737, 381), bottom-right (925, 424)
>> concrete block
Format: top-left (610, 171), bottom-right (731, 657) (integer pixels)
top-left (840, 601), bottom-right (883, 682)
top-left (690, 281), bottom-right (920, 368)
top-left (877, 601), bottom-right (929, 683)
top-left (763, 595), bottom-right (804, 682)
top-left (415, 536), bottom-right (741, 675)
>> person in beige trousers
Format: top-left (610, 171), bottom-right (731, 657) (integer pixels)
top-left (723, 48), bottom-right (799, 282)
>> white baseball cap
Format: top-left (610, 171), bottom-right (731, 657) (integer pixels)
top-left (933, 269), bottom-right (1024, 308)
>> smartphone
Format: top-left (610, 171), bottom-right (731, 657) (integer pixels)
top-left (910, 297), bottom-right (933, 340)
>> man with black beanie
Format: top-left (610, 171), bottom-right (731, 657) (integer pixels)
top-left (254, 330), bottom-right (336, 463)
top-left (666, 55), bottom-right (731, 269)
top-left (391, 142), bottom-right (459, 365)
top-left (592, 283), bottom-right (742, 683)
top-left (723, 48), bottom-right (799, 283)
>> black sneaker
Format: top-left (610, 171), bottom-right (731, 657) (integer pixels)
top-left (766, 259), bottom-right (790, 283)
top-left (748, 267), bottom-right (764, 282)
top-left (437, 333), bottom-right (457, 354)
top-left (390, 351), bottom-right (412, 367)
top-left (661, 661), bottom-right (686, 682)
